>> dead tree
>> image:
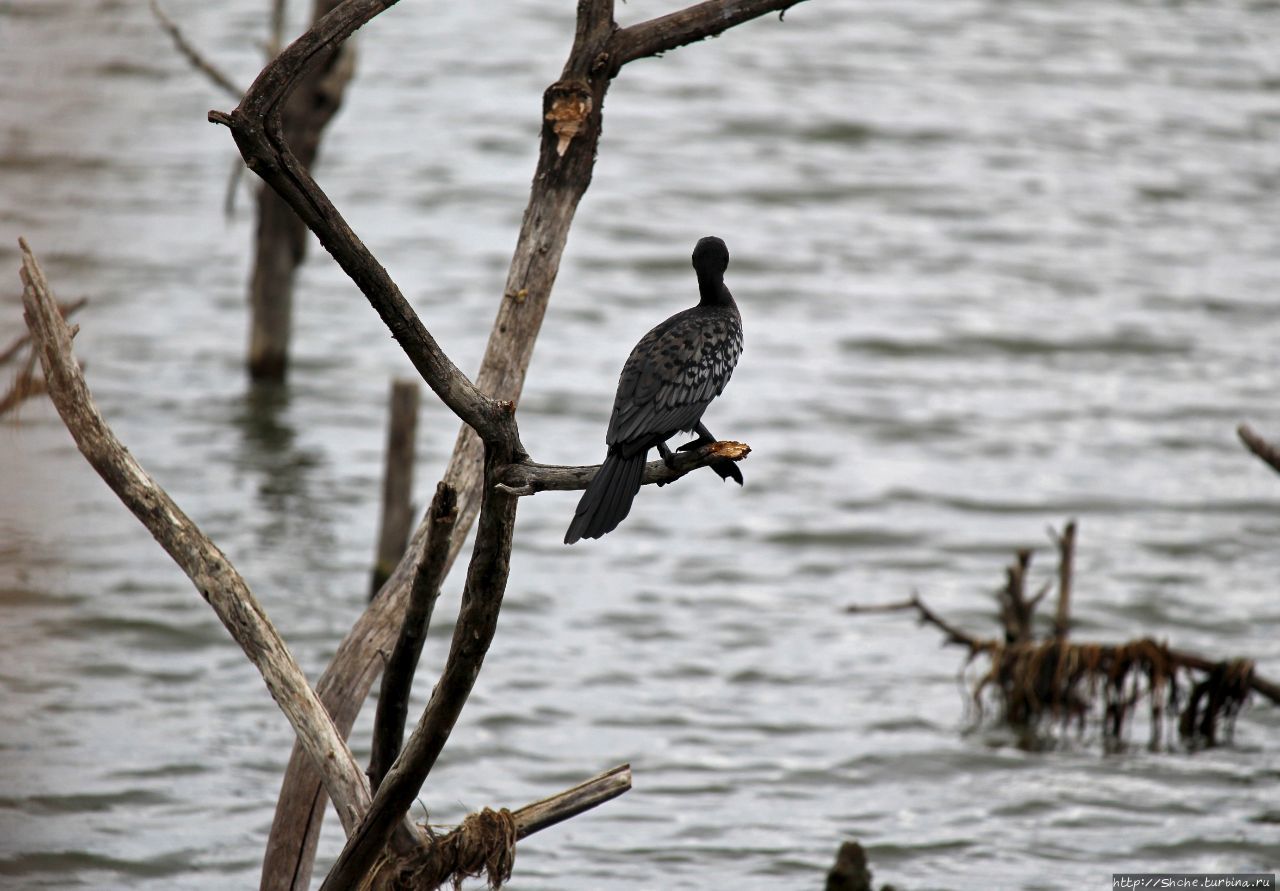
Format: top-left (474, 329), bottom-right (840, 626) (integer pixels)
top-left (848, 521), bottom-right (1280, 750)
top-left (153, 0), bottom-right (355, 380)
top-left (202, 2), bottom-right (802, 889)
top-left (19, 0), bottom-right (794, 885)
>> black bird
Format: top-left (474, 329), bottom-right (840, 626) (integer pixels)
top-left (564, 236), bottom-right (744, 544)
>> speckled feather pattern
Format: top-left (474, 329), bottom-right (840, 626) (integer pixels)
top-left (607, 302), bottom-right (743, 455)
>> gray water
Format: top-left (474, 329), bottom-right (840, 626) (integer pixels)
top-left (3, 1), bottom-right (1280, 888)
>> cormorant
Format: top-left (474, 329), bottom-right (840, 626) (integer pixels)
top-left (564, 235), bottom-right (743, 544)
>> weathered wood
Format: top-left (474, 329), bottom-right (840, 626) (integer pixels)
top-left (367, 482), bottom-right (457, 792)
top-left (360, 764), bottom-right (632, 891)
top-left (512, 763), bottom-right (631, 839)
top-left (247, 0), bottom-right (353, 380)
top-left (322, 445), bottom-right (519, 891)
top-left (611, 0), bottom-right (810, 68)
top-left (370, 378), bottom-right (420, 599)
top-left (17, 240), bottom-right (379, 838)
top-left (496, 440), bottom-right (751, 496)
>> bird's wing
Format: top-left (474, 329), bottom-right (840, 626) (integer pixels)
top-left (607, 314), bottom-right (742, 447)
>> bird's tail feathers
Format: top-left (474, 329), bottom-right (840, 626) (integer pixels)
top-left (564, 450), bottom-right (646, 544)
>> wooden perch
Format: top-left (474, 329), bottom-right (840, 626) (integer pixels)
top-left (496, 440), bottom-right (751, 496)
top-left (17, 240), bottom-right (383, 838)
top-left (847, 520), bottom-right (1279, 749)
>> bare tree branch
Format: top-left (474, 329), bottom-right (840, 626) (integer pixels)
top-left (511, 763), bottom-right (631, 839)
top-left (611, 0), bottom-right (808, 68)
top-left (496, 440), bottom-right (751, 496)
top-left (367, 482), bottom-right (458, 794)
top-left (209, 0), bottom-right (515, 441)
top-left (150, 0), bottom-right (243, 99)
top-left (321, 447), bottom-right (520, 891)
top-left (16, 239), bottom-right (379, 837)
top-left (1239, 422), bottom-right (1280, 477)
top-left (257, 0), bottom-right (798, 882)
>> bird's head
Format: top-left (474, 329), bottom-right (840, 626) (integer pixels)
top-left (692, 236), bottom-right (729, 277)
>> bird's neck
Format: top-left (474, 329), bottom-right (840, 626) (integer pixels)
top-left (697, 272), bottom-right (733, 307)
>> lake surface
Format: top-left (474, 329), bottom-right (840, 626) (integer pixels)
top-left (3, 1), bottom-right (1279, 888)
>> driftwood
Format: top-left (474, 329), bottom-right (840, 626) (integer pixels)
top-left (848, 521), bottom-right (1280, 750)
top-left (219, 2), bottom-right (787, 887)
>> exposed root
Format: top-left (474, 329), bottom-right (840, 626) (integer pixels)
top-left (848, 520), bottom-right (1276, 750)
top-left (365, 808), bottom-right (518, 891)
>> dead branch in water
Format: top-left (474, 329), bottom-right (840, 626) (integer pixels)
top-left (848, 520), bottom-right (1278, 749)
top-left (18, 241), bottom-right (380, 837)
top-left (1238, 422), bottom-right (1280, 477)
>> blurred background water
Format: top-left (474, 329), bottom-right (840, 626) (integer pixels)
top-left (2, 1), bottom-right (1279, 888)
